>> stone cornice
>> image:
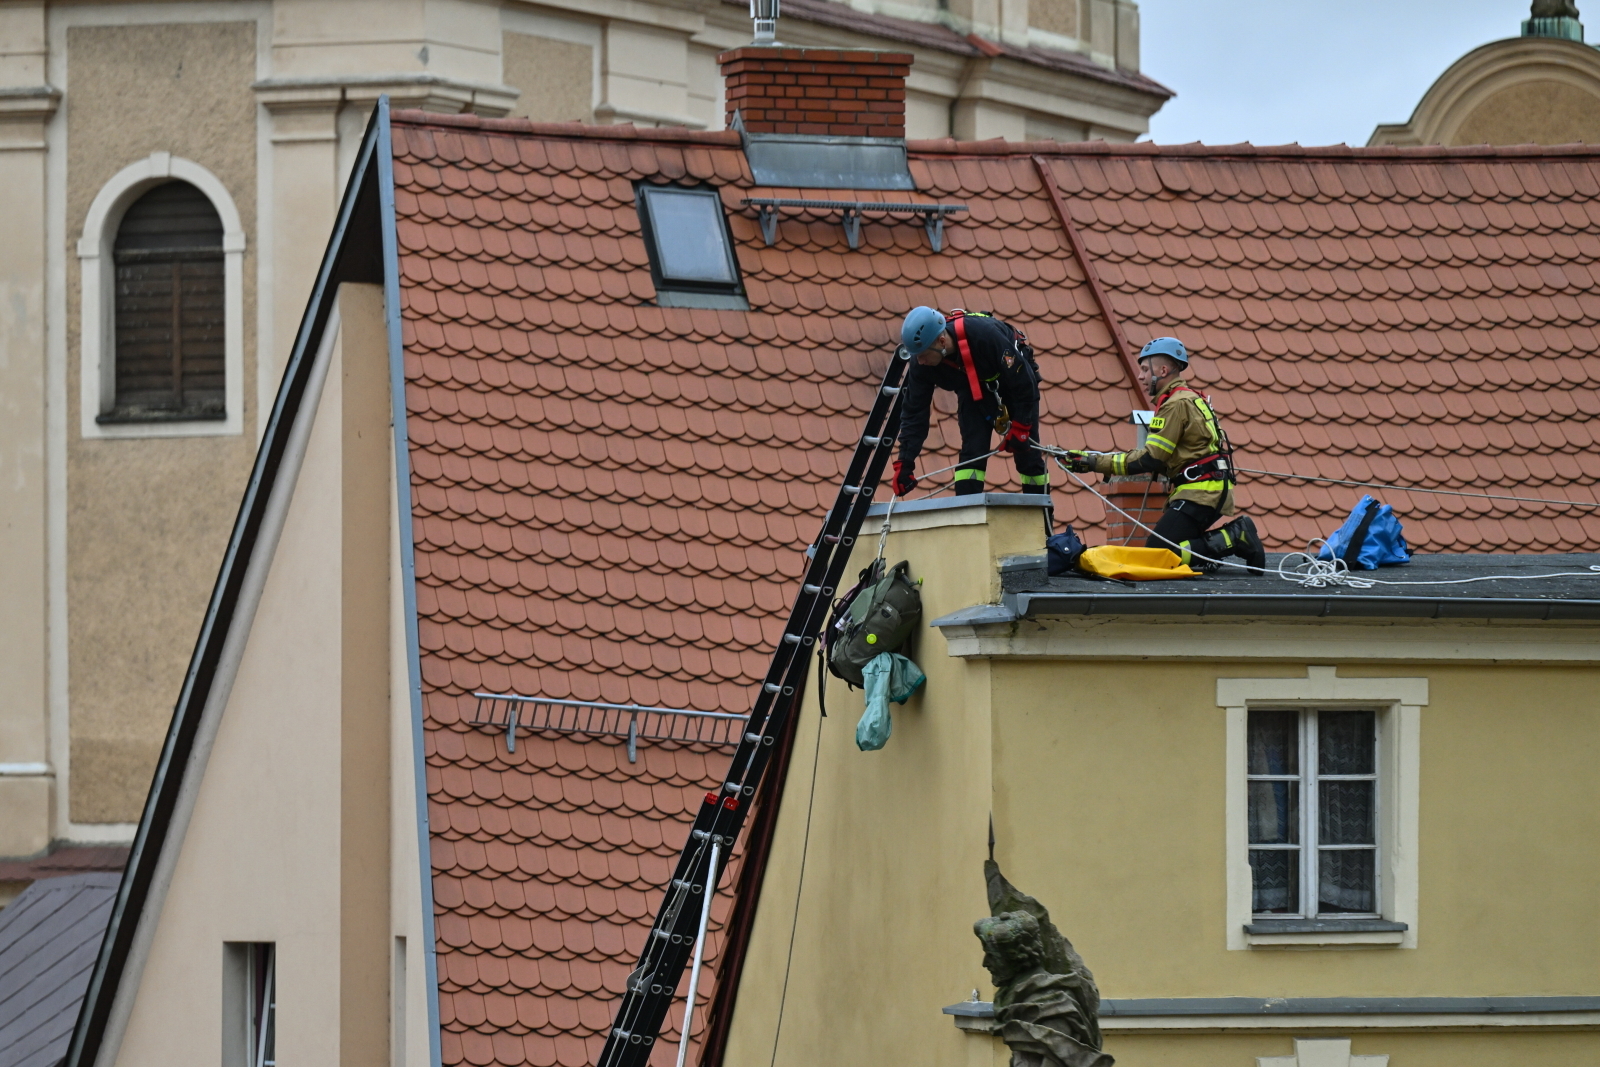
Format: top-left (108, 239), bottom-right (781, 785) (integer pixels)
top-left (253, 73), bottom-right (518, 117)
top-left (0, 85), bottom-right (61, 122)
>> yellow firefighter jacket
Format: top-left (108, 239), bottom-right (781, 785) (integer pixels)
top-left (1089, 378), bottom-right (1235, 514)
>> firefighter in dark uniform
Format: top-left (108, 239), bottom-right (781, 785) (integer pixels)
top-left (891, 306), bottom-right (1050, 497)
top-left (1064, 337), bottom-right (1266, 571)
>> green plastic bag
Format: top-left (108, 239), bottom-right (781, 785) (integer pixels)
top-left (855, 652), bottom-right (927, 751)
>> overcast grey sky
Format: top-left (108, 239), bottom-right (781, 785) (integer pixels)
top-left (1137, 0), bottom-right (1549, 146)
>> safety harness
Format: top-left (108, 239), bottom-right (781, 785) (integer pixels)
top-left (946, 309), bottom-right (1035, 409)
top-left (1153, 382), bottom-right (1237, 489)
top-left (947, 310), bottom-right (987, 402)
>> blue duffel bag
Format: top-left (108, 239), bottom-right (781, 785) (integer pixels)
top-left (1317, 495), bottom-right (1411, 570)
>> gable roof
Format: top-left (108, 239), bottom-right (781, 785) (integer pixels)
top-left (74, 98), bottom-right (1600, 1067)
top-left (0, 874), bottom-right (120, 1067)
top-left (393, 112), bottom-right (1600, 1067)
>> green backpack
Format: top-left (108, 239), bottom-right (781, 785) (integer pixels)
top-left (824, 559), bottom-right (923, 689)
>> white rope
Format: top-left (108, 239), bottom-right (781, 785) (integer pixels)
top-left (1235, 467), bottom-right (1600, 512)
top-left (906, 448), bottom-right (1004, 500)
top-left (1049, 453), bottom-right (1600, 590)
top-left (893, 441), bottom-right (1600, 591)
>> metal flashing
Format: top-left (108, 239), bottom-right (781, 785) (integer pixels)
top-left (927, 604), bottom-right (1018, 628)
top-left (742, 131), bottom-right (914, 189)
top-left (1004, 591), bottom-right (1600, 622)
top-left (944, 996), bottom-right (1600, 1018)
top-left (865, 492), bottom-right (1054, 517)
top-left (375, 97), bottom-right (447, 1067)
top-left (1244, 919), bottom-right (1408, 934)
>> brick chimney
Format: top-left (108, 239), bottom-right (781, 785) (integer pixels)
top-left (718, 48), bottom-right (912, 138)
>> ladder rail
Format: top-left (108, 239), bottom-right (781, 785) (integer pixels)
top-left (596, 344), bottom-right (913, 1067)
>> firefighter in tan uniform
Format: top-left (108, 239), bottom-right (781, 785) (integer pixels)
top-left (1064, 337), bottom-right (1267, 571)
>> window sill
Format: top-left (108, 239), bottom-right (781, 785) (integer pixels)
top-left (96, 410), bottom-right (226, 425)
top-left (1245, 919), bottom-right (1407, 948)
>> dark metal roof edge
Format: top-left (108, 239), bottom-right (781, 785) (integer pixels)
top-left (63, 103), bottom-right (392, 1067)
top-left (1011, 592), bottom-right (1600, 622)
top-left (376, 97), bottom-right (446, 1067)
top-left (945, 996), bottom-right (1600, 1018)
top-left (865, 492), bottom-right (1053, 517)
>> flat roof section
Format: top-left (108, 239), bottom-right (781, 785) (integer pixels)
top-left (927, 553), bottom-right (1600, 623)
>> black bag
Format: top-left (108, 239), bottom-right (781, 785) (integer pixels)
top-left (1046, 527), bottom-right (1087, 576)
top-left (824, 559), bottom-right (923, 689)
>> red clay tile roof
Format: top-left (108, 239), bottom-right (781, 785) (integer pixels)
top-left (396, 112), bottom-right (1600, 1066)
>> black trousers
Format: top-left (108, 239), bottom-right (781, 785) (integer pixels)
top-left (1146, 499), bottom-right (1221, 555)
top-left (952, 400), bottom-right (1049, 495)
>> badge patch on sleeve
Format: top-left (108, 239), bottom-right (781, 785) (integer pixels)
top-left (1150, 415), bottom-right (1166, 429)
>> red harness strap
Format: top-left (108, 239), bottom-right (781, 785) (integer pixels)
top-left (949, 311), bottom-right (985, 402)
top-left (1152, 382), bottom-right (1199, 410)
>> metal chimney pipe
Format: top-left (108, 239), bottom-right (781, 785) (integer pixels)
top-left (750, 0), bottom-right (780, 44)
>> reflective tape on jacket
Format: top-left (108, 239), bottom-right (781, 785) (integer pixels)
top-left (1173, 479), bottom-right (1228, 493)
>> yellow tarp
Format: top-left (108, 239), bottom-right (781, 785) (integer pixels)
top-left (1077, 545), bottom-right (1201, 581)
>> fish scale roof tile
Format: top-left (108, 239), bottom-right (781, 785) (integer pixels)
top-left (395, 112), bottom-right (1600, 1065)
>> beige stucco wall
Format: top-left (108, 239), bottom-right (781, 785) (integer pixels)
top-left (1454, 78), bottom-right (1600, 145)
top-left (65, 21), bottom-right (259, 823)
top-left (723, 503), bottom-right (1043, 1067)
top-left (724, 505), bottom-right (1600, 1067)
top-left (991, 659), bottom-right (1600, 997)
top-left (113, 285), bottom-right (413, 1067)
top-left (502, 31), bottom-right (593, 123)
top-left (1371, 35), bottom-right (1600, 147)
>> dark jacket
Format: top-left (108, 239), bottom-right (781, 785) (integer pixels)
top-left (896, 313), bottom-right (1041, 464)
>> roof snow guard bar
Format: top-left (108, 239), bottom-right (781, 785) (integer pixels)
top-left (470, 693), bottom-right (748, 762)
top-left (742, 197), bottom-right (968, 252)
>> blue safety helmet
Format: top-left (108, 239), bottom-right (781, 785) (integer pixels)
top-left (1139, 336), bottom-right (1189, 366)
top-left (901, 306), bottom-right (948, 354)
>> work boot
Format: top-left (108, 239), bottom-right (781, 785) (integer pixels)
top-left (1204, 515), bottom-right (1266, 572)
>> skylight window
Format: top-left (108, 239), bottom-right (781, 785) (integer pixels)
top-left (635, 184), bottom-right (748, 309)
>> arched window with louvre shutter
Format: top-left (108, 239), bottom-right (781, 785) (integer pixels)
top-left (103, 181), bottom-right (226, 422)
top-left (79, 153), bottom-right (245, 440)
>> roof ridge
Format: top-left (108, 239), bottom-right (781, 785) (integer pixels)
top-left (908, 137), bottom-right (1600, 159)
top-left (390, 108), bottom-right (742, 145)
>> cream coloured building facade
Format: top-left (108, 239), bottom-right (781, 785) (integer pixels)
top-left (1371, 3), bottom-right (1600, 146)
top-left (0, 0), bottom-right (1168, 861)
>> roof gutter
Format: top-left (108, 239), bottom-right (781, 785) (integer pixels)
top-left (930, 592), bottom-right (1600, 627)
top-left (64, 104), bottom-right (394, 1067)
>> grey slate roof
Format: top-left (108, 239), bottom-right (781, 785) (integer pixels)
top-left (0, 873), bottom-right (120, 1067)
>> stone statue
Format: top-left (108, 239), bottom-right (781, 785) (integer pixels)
top-left (1531, 0), bottom-right (1580, 18)
top-left (973, 860), bottom-right (1114, 1067)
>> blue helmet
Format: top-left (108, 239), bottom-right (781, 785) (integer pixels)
top-left (1139, 336), bottom-right (1189, 366)
top-left (901, 306), bottom-right (947, 354)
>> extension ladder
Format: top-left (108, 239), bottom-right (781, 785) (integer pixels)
top-left (596, 343), bottom-right (913, 1067)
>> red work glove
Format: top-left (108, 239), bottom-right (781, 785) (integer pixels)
top-left (1001, 421), bottom-right (1035, 454)
top-left (891, 460), bottom-right (918, 496)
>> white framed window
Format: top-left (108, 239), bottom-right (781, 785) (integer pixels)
top-left (223, 941), bottom-right (276, 1067)
top-left (1248, 708), bottom-right (1380, 917)
top-left (79, 152), bottom-right (245, 439)
top-left (1219, 667), bottom-right (1424, 949)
